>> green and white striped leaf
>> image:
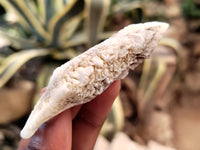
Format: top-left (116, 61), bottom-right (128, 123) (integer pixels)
top-left (37, 0), bottom-right (56, 26)
top-left (84, 0), bottom-right (111, 47)
top-left (48, 0), bottom-right (84, 46)
top-left (3, 0), bottom-right (50, 42)
top-left (0, 0), bottom-right (30, 31)
top-left (0, 48), bottom-right (50, 88)
top-left (0, 27), bottom-right (38, 49)
top-left (60, 13), bottom-right (84, 46)
top-left (50, 48), bottom-right (80, 60)
top-left (63, 32), bottom-right (87, 48)
top-left (33, 63), bottom-right (59, 105)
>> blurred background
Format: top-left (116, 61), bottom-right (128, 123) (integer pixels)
top-left (0, 0), bottom-right (199, 150)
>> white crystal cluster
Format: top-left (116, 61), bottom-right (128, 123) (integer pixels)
top-left (20, 22), bottom-right (169, 139)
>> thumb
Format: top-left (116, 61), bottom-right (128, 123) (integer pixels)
top-left (18, 109), bottom-right (72, 150)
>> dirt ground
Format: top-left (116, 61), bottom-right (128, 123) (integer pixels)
top-left (172, 106), bottom-right (200, 150)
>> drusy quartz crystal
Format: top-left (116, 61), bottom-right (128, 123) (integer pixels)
top-left (20, 22), bottom-right (169, 139)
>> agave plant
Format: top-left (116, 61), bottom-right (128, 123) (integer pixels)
top-left (0, 0), bottom-right (143, 90)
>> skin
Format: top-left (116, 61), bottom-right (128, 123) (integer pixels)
top-left (18, 80), bottom-right (121, 150)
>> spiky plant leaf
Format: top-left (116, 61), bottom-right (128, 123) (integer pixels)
top-left (1, 0), bottom-right (50, 42)
top-left (98, 31), bottom-right (116, 41)
top-left (63, 32), bottom-right (87, 48)
top-left (144, 61), bottom-right (166, 101)
top-left (84, 0), bottom-right (111, 47)
top-left (33, 63), bottom-right (59, 105)
top-left (0, 0), bottom-right (30, 31)
top-left (51, 48), bottom-right (81, 60)
top-left (36, 0), bottom-right (57, 26)
top-left (101, 96), bottom-right (124, 137)
top-left (63, 31), bottom-right (116, 48)
top-left (54, 0), bottom-right (66, 14)
top-left (0, 49), bottom-right (50, 88)
top-left (48, 0), bottom-right (84, 46)
top-left (24, 0), bottom-right (38, 17)
top-left (60, 13), bottom-right (83, 46)
top-left (138, 59), bottom-right (152, 96)
top-left (0, 27), bottom-right (38, 49)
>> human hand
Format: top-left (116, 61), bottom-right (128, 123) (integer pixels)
top-left (18, 80), bottom-right (121, 150)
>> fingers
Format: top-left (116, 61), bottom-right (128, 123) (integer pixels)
top-left (18, 109), bottom-right (72, 150)
top-left (17, 80), bottom-right (121, 150)
top-left (72, 80), bottom-right (121, 150)
top-left (71, 105), bottom-right (82, 119)
top-left (18, 138), bottom-right (30, 150)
